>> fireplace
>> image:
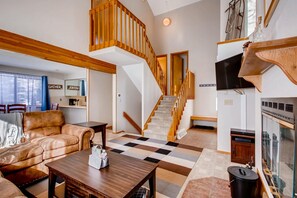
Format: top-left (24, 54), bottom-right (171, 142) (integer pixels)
top-left (261, 98), bottom-right (297, 198)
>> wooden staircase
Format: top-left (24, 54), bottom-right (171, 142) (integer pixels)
top-left (89, 0), bottom-right (165, 93)
top-left (89, 0), bottom-right (195, 141)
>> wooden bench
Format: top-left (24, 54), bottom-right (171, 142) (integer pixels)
top-left (190, 116), bottom-right (217, 127)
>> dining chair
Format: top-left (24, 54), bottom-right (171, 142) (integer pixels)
top-left (0, 104), bottom-right (6, 113)
top-left (7, 104), bottom-right (27, 113)
top-left (51, 103), bottom-right (59, 110)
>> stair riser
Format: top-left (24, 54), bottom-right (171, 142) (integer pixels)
top-left (151, 117), bottom-right (172, 122)
top-left (147, 125), bottom-right (170, 131)
top-left (155, 111), bottom-right (171, 116)
top-left (158, 108), bottom-right (171, 112)
top-left (160, 101), bottom-right (175, 105)
top-left (155, 110), bottom-right (171, 114)
top-left (149, 121), bottom-right (171, 126)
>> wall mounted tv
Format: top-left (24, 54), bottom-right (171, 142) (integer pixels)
top-left (215, 53), bottom-right (254, 90)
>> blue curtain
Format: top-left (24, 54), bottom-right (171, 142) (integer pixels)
top-left (41, 76), bottom-right (50, 111)
top-left (80, 80), bottom-right (86, 96)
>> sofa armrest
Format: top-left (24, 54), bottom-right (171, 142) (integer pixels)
top-left (61, 124), bottom-right (95, 150)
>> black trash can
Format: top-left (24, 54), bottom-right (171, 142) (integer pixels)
top-left (228, 166), bottom-right (259, 198)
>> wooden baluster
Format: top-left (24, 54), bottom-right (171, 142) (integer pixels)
top-left (128, 13), bottom-right (131, 51)
top-left (136, 23), bottom-right (139, 53)
top-left (107, 2), bottom-right (110, 46)
top-left (124, 8), bottom-right (127, 48)
top-left (132, 17), bottom-right (135, 53)
top-left (102, 5), bottom-right (105, 47)
top-left (89, 10), bottom-right (94, 50)
top-left (114, 1), bottom-right (118, 44)
top-left (120, 5), bottom-right (123, 47)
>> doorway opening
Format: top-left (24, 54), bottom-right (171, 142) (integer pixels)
top-left (157, 54), bottom-right (168, 95)
top-left (170, 51), bottom-right (188, 96)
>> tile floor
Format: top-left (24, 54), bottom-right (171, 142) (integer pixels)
top-left (26, 128), bottom-right (244, 198)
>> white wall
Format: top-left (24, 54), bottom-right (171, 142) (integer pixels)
top-left (0, 0), bottom-right (90, 55)
top-left (88, 70), bottom-right (112, 125)
top-left (217, 89), bottom-right (255, 151)
top-left (178, 100), bottom-right (194, 130)
top-left (216, 39), bottom-right (256, 152)
top-left (252, 1), bottom-right (297, 197)
top-left (154, 0), bottom-right (220, 117)
top-left (122, 64), bottom-right (143, 94)
top-left (119, 0), bottom-right (156, 48)
top-left (116, 65), bottom-right (142, 134)
top-left (142, 62), bottom-right (163, 127)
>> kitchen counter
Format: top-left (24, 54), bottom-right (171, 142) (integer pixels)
top-left (59, 105), bottom-right (86, 109)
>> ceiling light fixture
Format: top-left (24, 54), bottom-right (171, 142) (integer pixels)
top-left (163, 17), bottom-right (171, 26)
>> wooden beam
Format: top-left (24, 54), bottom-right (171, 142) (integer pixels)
top-left (0, 29), bottom-right (116, 74)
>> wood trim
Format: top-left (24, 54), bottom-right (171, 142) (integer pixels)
top-left (123, 112), bottom-right (141, 134)
top-left (190, 116), bottom-right (217, 122)
top-left (216, 150), bottom-right (231, 155)
top-left (143, 95), bottom-right (163, 133)
top-left (217, 37), bottom-right (249, 45)
top-left (257, 169), bottom-right (269, 198)
top-left (157, 54), bottom-right (167, 95)
top-left (0, 29), bottom-right (116, 74)
top-left (264, 0), bottom-right (279, 27)
top-left (170, 50), bottom-right (189, 96)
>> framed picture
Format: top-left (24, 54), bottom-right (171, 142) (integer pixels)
top-left (48, 84), bottom-right (63, 89)
top-left (264, 0), bottom-right (279, 27)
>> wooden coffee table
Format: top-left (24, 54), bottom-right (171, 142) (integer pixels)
top-left (46, 149), bottom-right (157, 198)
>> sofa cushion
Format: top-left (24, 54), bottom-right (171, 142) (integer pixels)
top-left (43, 144), bottom-right (78, 159)
top-left (0, 177), bottom-right (26, 197)
top-left (0, 142), bottom-right (43, 166)
top-left (26, 126), bottom-right (61, 138)
top-left (23, 110), bottom-right (65, 136)
top-left (31, 134), bottom-right (78, 151)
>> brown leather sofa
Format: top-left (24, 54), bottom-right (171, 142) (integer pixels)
top-left (0, 170), bottom-right (26, 197)
top-left (0, 110), bottom-right (94, 182)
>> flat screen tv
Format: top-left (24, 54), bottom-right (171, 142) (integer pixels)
top-left (215, 53), bottom-right (254, 90)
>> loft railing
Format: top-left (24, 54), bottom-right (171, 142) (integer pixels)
top-left (167, 71), bottom-right (195, 141)
top-left (89, 0), bottom-right (165, 93)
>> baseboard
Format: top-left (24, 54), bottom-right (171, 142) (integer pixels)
top-left (112, 130), bottom-right (124, 134)
top-left (216, 150), bottom-right (231, 155)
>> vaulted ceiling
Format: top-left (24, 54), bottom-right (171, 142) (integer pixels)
top-left (147, 0), bottom-right (202, 16)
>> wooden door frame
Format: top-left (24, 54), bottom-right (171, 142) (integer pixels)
top-left (170, 50), bottom-right (189, 95)
top-left (156, 54), bottom-right (167, 95)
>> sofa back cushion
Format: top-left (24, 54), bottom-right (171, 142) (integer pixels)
top-left (23, 110), bottom-right (65, 136)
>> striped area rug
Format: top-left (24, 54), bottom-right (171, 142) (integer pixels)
top-left (107, 134), bottom-right (203, 198)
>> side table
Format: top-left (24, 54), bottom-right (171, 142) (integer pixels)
top-left (74, 121), bottom-right (107, 149)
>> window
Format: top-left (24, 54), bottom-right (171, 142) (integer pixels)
top-left (0, 72), bottom-right (42, 110)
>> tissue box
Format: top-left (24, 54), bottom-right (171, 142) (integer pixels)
top-left (88, 154), bottom-right (102, 170)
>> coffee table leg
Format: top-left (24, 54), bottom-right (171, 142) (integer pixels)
top-left (149, 169), bottom-right (156, 198)
top-left (102, 126), bottom-right (106, 149)
top-left (48, 171), bottom-right (57, 198)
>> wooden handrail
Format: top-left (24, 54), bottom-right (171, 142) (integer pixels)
top-left (123, 112), bottom-right (142, 134)
top-left (167, 71), bottom-right (195, 141)
top-left (143, 95), bottom-right (163, 134)
top-left (89, 0), bottom-right (165, 93)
